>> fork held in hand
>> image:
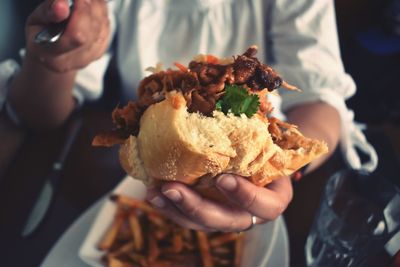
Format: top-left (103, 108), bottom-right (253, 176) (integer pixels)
top-left (34, 0), bottom-right (112, 44)
top-left (34, 0), bottom-right (75, 44)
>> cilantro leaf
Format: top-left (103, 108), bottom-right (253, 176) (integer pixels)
top-left (216, 85), bottom-right (260, 118)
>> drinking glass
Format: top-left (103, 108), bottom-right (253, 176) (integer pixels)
top-left (305, 169), bottom-right (399, 267)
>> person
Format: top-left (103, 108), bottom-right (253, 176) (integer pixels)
top-left (0, 0), bottom-right (377, 232)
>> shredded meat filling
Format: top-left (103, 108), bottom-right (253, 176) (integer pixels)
top-left (111, 46), bottom-right (285, 139)
top-left (234, 47), bottom-right (282, 91)
top-left (188, 61), bottom-right (234, 94)
top-left (111, 101), bottom-right (144, 137)
top-left (268, 117), bottom-right (301, 149)
top-left (247, 64), bottom-right (283, 91)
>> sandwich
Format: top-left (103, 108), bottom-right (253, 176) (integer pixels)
top-left (93, 46), bottom-right (328, 200)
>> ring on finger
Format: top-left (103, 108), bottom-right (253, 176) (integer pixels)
top-left (241, 215), bottom-right (257, 232)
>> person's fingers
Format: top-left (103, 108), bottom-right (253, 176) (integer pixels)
top-left (215, 174), bottom-right (293, 221)
top-left (27, 0), bottom-right (110, 72)
top-left (51, 0), bottom-right (109, 51)
top-left (84, 0), bottom-right (111, 59)
top-left (48, 0), bottom-right (71, 22)
top-left (26, 0), bottom-right (71, 48)
top-left (83, 19), bottom-right (110, 62)
top-left (156, 182), bottom-right (253, 232)
top-left (29, 0), bottom-right (71, 25)
top-left (47, 0), bottom-right (93, 52)
top-left (26, 0), bottom-right (88, 55)
top-left (49, 0), bottom-right (109, 70)
top-left (28, 17), bottom-right (109, 73)
top-left (146, 188), bottom-right (212, 231)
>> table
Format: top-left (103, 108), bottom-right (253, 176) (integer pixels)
top-left (0, 106), bottom-right (396, 267)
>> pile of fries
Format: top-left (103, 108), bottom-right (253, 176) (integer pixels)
top-left (98, 194), bottom-right (244, 267)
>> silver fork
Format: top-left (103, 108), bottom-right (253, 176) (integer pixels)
top-left (34, 0), bottom-right (111, 44)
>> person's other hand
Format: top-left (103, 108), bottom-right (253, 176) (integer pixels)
top-left (146, 174), bottom-right (293, 232)
top-left (25, 0), bottom-right (110, 72)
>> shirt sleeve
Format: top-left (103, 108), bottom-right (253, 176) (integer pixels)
top-left (72, 52), bottom-right (112, 106)
top-left (0, 59), bottom-right (19, 110)
top-left (268, 0), bottom-right (378, 171)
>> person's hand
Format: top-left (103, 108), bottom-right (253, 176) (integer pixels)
top-left (25, 0), bottom-right (110, 73)
top-left (146, 174), bottom-right (293, 232)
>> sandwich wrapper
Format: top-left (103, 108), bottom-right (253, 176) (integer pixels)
top-left (79, 176), bottom-right (289, 267)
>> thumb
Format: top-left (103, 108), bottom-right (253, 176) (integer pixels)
top-left (46, 0), bottom-right (71, 23)
top-left (30, 0), bottom-right (71, 25)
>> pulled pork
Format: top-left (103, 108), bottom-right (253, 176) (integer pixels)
top-left (94, 46), bottom-right (292, 146)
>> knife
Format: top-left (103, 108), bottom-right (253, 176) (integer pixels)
top-left (21, 116), bottom-right (83, 237)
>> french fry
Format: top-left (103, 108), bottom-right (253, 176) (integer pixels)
top-left (148, 231), bottom-right (160, 263)
top-left (182, 228), bottom-right (195, 250)
top-left (154, 229), bottom-right (170, 240)
top-left (100, 194), bottom-right (245, 267)
top-left (98, 215), bottom-right (124, 250)
top-left (137, 258), bottom-right (149, 267)
top-left (209, 232), bottom-right (238, 247)
top-left (172, 231), bottom-right (184, 253)
top-left (212, 246), bottom-right (230, 255)
top-left (110, 194), bottom-right (157, 215)
top-left (117, 220), bottom-right (132, 241)
top-left (196, 231), bottom-right (214, 267)
top-left (151, 260), bottom-right (175, 267)
top-left (128, 213), bottom-right (143, 250)
top-left (108, 242), bottom-right (134, 258)
top-left (182, 228), bottom-right (192, 242)
top-left (183, 241), bottom-right (195, 251)
top-left (234, 233), bottom-right (245, 267)
top-left (147, 212), bottom-right (167, 227)
top-left (213, 256), bottom-right (232, 266)
top-left (127, 252), bottom-right (147, 266)
top-left (107, 256), bottom-right (135, 267)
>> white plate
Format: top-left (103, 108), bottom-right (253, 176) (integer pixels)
top-left (79, 177), bottom-right (147, 266)
top-left (40, 199), bottom-right (102, 267)
top-left (41, 176), bottom-right (289, 267)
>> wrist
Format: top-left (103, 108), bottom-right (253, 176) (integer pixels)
top-left (7, 55), bottom-right (77, 130)
top-left (24, 51), bottom-right (78, 76)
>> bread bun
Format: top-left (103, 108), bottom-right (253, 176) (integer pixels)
top-left (119, 91), bottom-right (328, 199)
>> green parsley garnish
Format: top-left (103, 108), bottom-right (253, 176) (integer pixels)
top-left (216, 85), bottom-right (260, 118)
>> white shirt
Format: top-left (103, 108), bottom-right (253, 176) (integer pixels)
top-left (0, 0), bottom-right (377, 171)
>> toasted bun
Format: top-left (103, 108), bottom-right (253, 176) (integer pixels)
top-left (119, 91), bottom-right (328, 200)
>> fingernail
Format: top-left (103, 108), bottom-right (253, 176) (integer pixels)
top-left (148, 196), bottom-right (165, 208)
top-left (162, 189), bottom-right (182, 203)
top-left (217, 175), bottom-right (238, 191)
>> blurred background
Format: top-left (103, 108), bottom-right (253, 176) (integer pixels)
top-left (0, 1), bottom-right (29, 63)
